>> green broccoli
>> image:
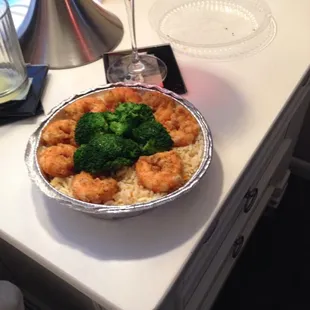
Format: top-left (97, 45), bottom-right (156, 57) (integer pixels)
top-left (74, 134), bottom-right (141, 174)
top-left (103, 111), bottom-right (117, 122)
top-left (109, 121), bottom-right (131, 137)
top-left (106, 102), bottom-right (154, 136)
top-left (132, 120), bottom-right (173, 155)
top-left (75, 112), bottom-right (109, 145)
top-left (114, 102), bottom-right (154, 122)
top-left (122, 137), bottom-right (142, 159)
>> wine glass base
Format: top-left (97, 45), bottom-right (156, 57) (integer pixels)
top-left (107, 54), bottom-right (167, 84)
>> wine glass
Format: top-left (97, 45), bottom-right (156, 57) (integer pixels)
top-left (107, 0), bottom-right (167, 84)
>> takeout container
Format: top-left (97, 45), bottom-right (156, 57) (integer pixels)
top-left (25, 83), bottom-right (213, 219)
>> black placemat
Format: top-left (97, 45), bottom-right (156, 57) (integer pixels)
top-left (0, 64), bottom-right (48, 124)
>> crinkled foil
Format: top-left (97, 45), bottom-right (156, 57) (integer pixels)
top-left (25, 83), bottom-right (213, 219)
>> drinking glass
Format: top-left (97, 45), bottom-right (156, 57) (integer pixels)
top-left (107, 0), bottom-right (167, 84)
top-left (0, 0), bottom-right (28, 104)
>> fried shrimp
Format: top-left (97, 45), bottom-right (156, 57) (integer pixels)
top-left (135, 150), bottom-right (184, 193)
top-left (156, 105), bottom-right (199, 147)
top-left (103, 87), bottom-right (142, 111)
top-left (71, 172), bottom-right (119, 204)
top-left (64, 97), bottom-right (107, 121)
top-left (154, 100), bottom-right (175, 124)
top-left (38, 144), bottom-right (76, 178)
top-left (142, 92), bottom-right (175, 111)
top-left (41, 119), bottom-right (77, 146)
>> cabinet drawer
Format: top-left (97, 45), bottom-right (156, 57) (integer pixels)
top-left (185, 137), bottom-right (292, 310)
top-left (179, 138), bottom-right (292, 307)
top-left (197, 186), bottom-right (275, 310)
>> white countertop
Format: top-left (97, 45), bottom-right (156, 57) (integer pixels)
top-left (1, 1), bottom-right (310, 310)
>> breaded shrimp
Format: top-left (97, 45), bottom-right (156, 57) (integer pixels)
top-left (156, 105), bottom-right (199, 147)
top-left (103, 87), bottom-right (142, 111)
top-left (64, 97), bottom-right (107, 121)
top-left (38, 144), bottom-right (76, 177)
top-left (71, 172), bottom-right (119, 204)
top-left (141, 92), bottom-right (175, 111)
top-left (154, 100), bottom-right (175, 124)
top-left (41, 119), bottom-right (77, 146)
top-left (135, 150), bottom-right (184, 193)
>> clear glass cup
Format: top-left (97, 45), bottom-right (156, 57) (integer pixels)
top-left (107, 0), bottom-right (167, 84)
top-left (0, 0), bottom-right (28, 104)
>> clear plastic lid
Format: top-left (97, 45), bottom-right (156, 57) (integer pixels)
top-left (149, 0), bottom-right (277, 59)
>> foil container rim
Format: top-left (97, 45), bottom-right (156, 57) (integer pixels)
top-left (25, 82), bottom-right (213, 218)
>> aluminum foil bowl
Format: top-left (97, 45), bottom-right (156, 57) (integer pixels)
top-left (25, 83), bottom-right (213, 219)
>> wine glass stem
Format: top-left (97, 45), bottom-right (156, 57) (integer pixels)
top-left (124, 0), bottom-right (144, 74)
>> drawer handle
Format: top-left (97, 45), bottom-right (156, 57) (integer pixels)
top-left (243, 188), bottom-right (258, 213)
top-left (232, 236), bottom-right (244, 259)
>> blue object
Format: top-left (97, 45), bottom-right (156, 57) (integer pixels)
top-left (8, 0), bottom-right (36, 39)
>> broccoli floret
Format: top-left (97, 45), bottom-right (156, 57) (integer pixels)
top-left (122, 137), bottom-right (142, 159)
top-left (132, 120), bottom-right (173, 155)
top-left (107, 102), bottom-right (154, 136)
top-left (74, 134), bottom-right (141, 174)
top-left (74, 144), bottom-right (100, 174)
top-left (103, 111), bottom-right (117, 122)
top-left (103, 111), bottom-right (128, 136)
top-left (75, 112), bottom-right (109, 145)
top-left (109, 121), bottom-right (131, 137)
top-left (114, 102), bottom-right (154, 122)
